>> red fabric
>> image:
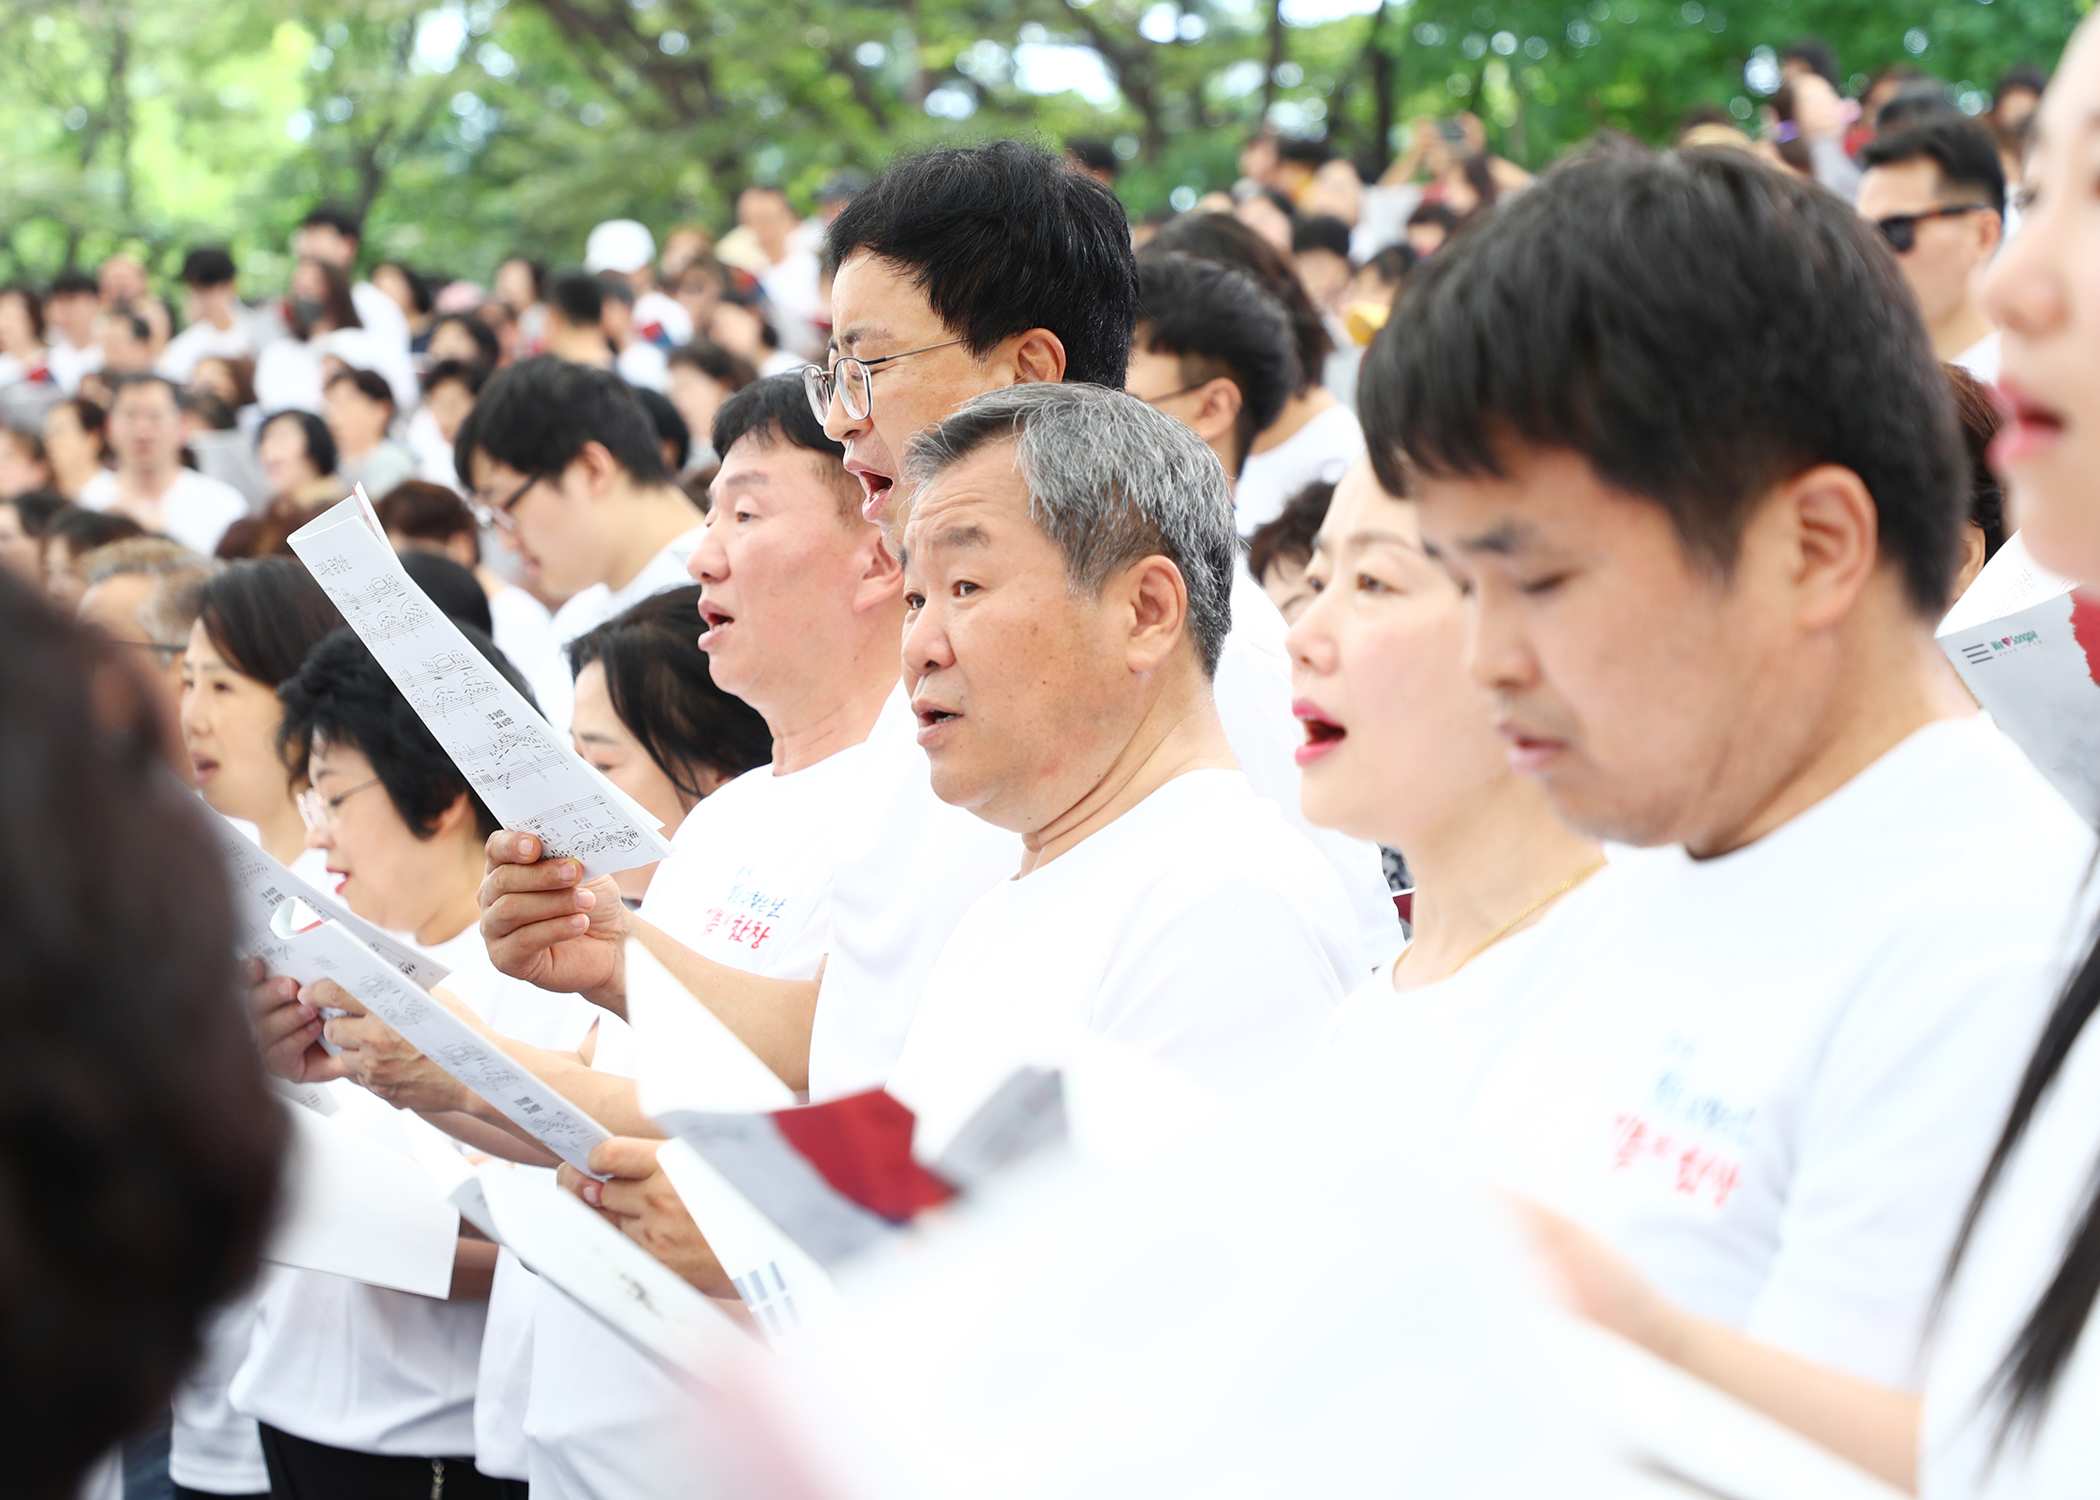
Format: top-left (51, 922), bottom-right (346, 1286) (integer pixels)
top-left (2069, 590), bottom-right (2100, 689)
top-left (771, 1088), bottom-right (955, 1224)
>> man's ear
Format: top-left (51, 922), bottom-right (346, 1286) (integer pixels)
top-left (432, 790), bottom-right (478, 841)
top-left (1007, 329), bottom-right (1068, 386)
top-left (1190, 378), bottom-right (1244, 453)
top-left (1122, 555), bottom-right (1192, 673)
top-left (1757, 463), bottom-right (1880, 631)
top-left (571, 440), bottom-right (621, 502)
top-left (1975, 208), bottom-right (2004, 261)
top-left (852, 522), bottom-right (906, 613)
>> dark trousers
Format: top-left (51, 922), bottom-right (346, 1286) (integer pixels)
top-left (256, 1424), bottom-right (517, 1500)
top-left (175, 1489), bottom-right (269, 1500)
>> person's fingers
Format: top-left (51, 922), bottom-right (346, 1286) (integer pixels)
top-left (485, 830), bottom-right (543, 870)
top-left (301, 977), bottom-right (366, 1016)
top-left (479, 849), bottom-right (583, 898)
top-left (588, 1136), bottom-right (663, 1180)
top-left (479, 885), bottom-right (595, 940)
top-left (240, 956), bottom-right (267, 986)
top-left (256, 999), bottom-right (321, 1054)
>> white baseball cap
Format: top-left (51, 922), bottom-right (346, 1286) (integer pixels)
top-left (584, 219), bottom-right (656, 275)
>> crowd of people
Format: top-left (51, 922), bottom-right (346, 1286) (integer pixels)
top-left (5, 18), bottom-right (2100, 1500)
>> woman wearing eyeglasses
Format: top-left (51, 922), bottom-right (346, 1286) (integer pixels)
top-left (232, 624), bottom-right (613, 1499)
top-left (179, 559), bottom-right (347, 874)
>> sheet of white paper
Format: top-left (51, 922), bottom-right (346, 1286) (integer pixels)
top-left (627, 940), bottom-right (798, 1132)
top-left (209, 812), bottom-right (448, 990)
top-left (267, 907), bottom-right (614, 1175)
top-left (287, 490), bottom-right (675, 881)
top-left (1939, 530), bottom-right (2072, 634)
top-left (265, 1097), bottom-right (460, 1298)
top-left (399, 1111), bottom-right (506, 1243)
top-left (656, 1137), bottom-right (842, 1346)
top-left (474, 1157), bottom-right (752, 1380)
top-left (267, 1074), bottom-right (339, 1115)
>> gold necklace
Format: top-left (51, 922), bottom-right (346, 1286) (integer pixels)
top-left (1399, 859), bottom-right (1608, 980)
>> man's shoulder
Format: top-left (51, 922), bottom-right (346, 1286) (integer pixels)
top-left (172, 467), bottom-right (252, 511)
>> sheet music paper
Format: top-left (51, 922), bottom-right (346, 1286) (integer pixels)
top-left (264, 904), bottom-right (614, 1176)
top-left (265, 1097), bottom-right (460, 1298)
top-left (208, 812), bottom-right (449, 991)
top-left (627, 940), bottom-right (798, 1132)
top-left (287, 489), bottom-right (676, 881)
top-left (474, 1156), bottom-right (753, 1381)
top-left (655, 1137), bottom-right (843, 1345)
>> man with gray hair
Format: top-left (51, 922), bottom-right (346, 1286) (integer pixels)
top-left (883, 382), bottom-right (1358, 1125)
top-left (76, 536), bottom-right (217, 757)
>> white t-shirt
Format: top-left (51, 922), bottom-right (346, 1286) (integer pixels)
top-left (1921, 898), bottom-right (2100, 1499)
top-left (158, 318), bottom-right (253, 383)
top-left (524, 742), bottom-right (867, 1500)
top-left (1233, 402), bottom-right (1365, 536)
top-left (170, 1301), bottom-right (271, 1494)
top-left (231, 927), bottom-right (599, 1459)
top-left (615, 339), bottom-right (670, 393)
top-left (887, 768), bottom-right (1358, 1140)
top-left (78, 466), bottom-right (248, 556)
top-left (1349, 715), bottom-right (2093, 1388)
top-left (1955, 330), bottom-right (2002, 385)
top-left (488, 584), bottom-right (565, 728)
top-left (47, 336), bottom-right (101, 395)
top-left (542, 524), bottom-right (706, 731)
top-left (631, 290), bottom-right (694, 351)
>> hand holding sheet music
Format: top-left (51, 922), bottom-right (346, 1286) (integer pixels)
top-left (288, 489), bottom-right (676, 881)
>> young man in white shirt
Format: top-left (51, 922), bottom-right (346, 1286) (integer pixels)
top-left (157, 246), bottom-right (252, 384)
top-left (883, 381), bottom-right (1358, 1130)
top-left (452, 356), bottom-right (706, 729)
top-left (43, 269), bottom-right (104, 394)
top-left (582, 217), bottom-right (694, 351)
top-left (1352, 145), bottom-right (2093, 1401)
top-left (1857, 115), bottom-right (2007, 380)
top-left (261, 375), bottom-right (904, 1500)
top-left (79, 375), bottom-right (248, 556)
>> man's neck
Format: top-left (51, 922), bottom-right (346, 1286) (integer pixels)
top-left (1689, 605), bottom-right (1975, 858)
top-left (118, 459), bottom-right (178, 502)
top-left (1931, 302), bottom-right (1995, 362)
top-left (1019, 679), bottom-right (1237, 876)
top-left (1396, 777), bottom-right (1602, 989)
top-left (548, 327), bottom-right (613, 367)
top-left (601, 485), bottom-right (703, 593)
top-left (765, 635), bottom-right (900, 774)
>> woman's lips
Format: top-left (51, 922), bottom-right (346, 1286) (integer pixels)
top-left (1293, 699), bottom-right (1346, 767)
top-left (1992, 377), bottom-right (2069, 470)
top-left (191, 756), bottom-right (219, 783)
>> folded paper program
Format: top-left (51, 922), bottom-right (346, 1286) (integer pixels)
top-left (288, 488), bottom-right (676, 881)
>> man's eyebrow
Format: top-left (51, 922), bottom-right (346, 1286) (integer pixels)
top-left (834, 323), bottom-right (889, 353)
top-left (1345, 527), bottom-right (1421, 552)
top-left (575, 732), bottom-right (620, 746)
top-left (1455, 519), bottom-right (1536, 555)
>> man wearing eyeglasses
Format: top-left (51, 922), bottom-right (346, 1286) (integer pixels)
top-left (75, 535), bottom-right (217, 771)
top-left (452, 356), bottom-right (706, 730)
top-left (1857, 115), bottom-right (2007, 380)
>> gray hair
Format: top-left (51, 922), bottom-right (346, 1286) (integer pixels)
top-left (901, 383), bottom-right (1236, 674)
top-left (81, 537), bottom-right (218, 647)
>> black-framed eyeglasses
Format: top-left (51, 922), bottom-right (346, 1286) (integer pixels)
top-left (1873, 203), bottom-right (1993, 254)
top-left (469, 473), bottom-right (544, 534)
top-left (803, 339), bottom-right (966, 423)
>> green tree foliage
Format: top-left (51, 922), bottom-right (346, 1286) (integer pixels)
top-left (0, 0), bottom-right (2084, 290)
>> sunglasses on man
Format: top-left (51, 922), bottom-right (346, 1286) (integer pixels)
top-left (1872, 203), bottom-right (1993, 255)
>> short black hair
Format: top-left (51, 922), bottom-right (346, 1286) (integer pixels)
top-left (1247, 478), bottom-right (1335, 583)
top-left (667, 340), bottom-right (758, 392)
top-left (193, 557), bottom-right (347, 687)
top-left (280, 626), bottom-right (534, 841)
top-left (1860, 114), bottom-right (2007, 218)
top-left (44, 508), bottom-right (145, 560)
top-left (399, 550), bottom-right (492, 637)
top-left (825, 140), bottom-right (1139, 390)
top-left (299, 203), bottom-right (362, 241)
top-left (594, 272), bottom-right (636, 308)
top-left (1407, 201), bottom-right (1461, 233)
top-left (1996, 63), bottom-right (2049, 99)
top-left (1876, 79), bottom-right (1954, 133)
top-left (1275, 135), bottom-right (1335, 168)
top-left (1065, 137), bottom-right (1118, 178)
top-left (376, 261), bottom-right (433, 316)
top-left (257, 409), bottom-right (338, 477)
top-left (1136, 251), bottom-right (1299, 474)
top-left (712, 371), bottom-right (847, 468)
top-left (548, 271), bottom-right (605, 327)
top-left (454, 355), bottom-right (672, 488)
top-left (48, 270), bottom-right (99, 300)
top-left (1363, 144), bottom-right (1964, 617)
top-left (423, 358), bottom-right (488, 399)
top-left (179, 247), bottom-right (236, 289)
top-left (429, 312), bottom-right (500, 370)
top-left (1782, 37), bottom-right (1841, 89)
top-left (1291, 214), bottom-right (1353, 261)
top-left (376, 480), bottom-right (478, 549)
top-left (0, 570), bottom-right (283, 1500)
top-left (1361, 243), bottom-right (1418, 287)
top-left (108, 371), bottom-right (181, 409)
top-left (1148, 213), bottom-right (1332, 397)
top-left (0, 491), bottom-right (67, 538)
top-left (323, 365), bottom-right (396, 413)
top-left (630, 385), bottom-right (691, 472)
top-left (565, 584), bottom-right (772, 803)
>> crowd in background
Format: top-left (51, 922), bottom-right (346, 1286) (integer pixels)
top-left (6, 19), bottom-right (2100, 1500)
